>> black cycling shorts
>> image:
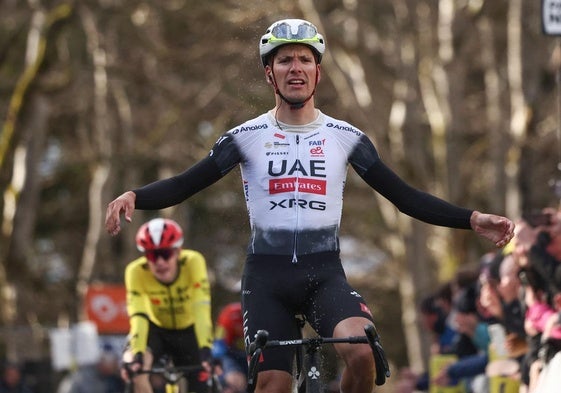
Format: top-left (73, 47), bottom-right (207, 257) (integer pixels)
top-left (147, 322), bottom-right (207, 393)
top-left (241, 251), bottom-right (374, 373)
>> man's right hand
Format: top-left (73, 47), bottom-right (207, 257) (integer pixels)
top-left (105, 191), bottom-right (136, 235)
top-left (121, 352), bottom-right (144, 382)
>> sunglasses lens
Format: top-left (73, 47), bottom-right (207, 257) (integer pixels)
top-left (272, 23), bottom-right (290, 39)
top-left (297, 24), bottom-right (317, 39)
top-left (271, 22), bottom-right (317, 40)
top-left (146, 249), bottom-right (174, 262)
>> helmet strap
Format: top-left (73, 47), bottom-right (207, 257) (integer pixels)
top-left (270, 69), bottom-right (319, 110)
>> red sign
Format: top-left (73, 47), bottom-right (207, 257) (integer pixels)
top-left (85, 284), bottom-right (129, 334)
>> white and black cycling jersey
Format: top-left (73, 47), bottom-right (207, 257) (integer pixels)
top-left (134, 111), bottom-right (473, 258)
top-left (210, 111), bottom-right (378, 257)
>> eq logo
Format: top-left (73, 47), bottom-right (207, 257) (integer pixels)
top-left (309, 139), bottom-right (325, 157)
top-left (310, 146), bottom-right (324, 156)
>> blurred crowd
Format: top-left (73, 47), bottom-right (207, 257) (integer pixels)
top-left (397, 207), bottom-right (561, 393)
top-left (0, 362), bottom-right (34, 393)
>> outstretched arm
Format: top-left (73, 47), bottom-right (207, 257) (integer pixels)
top-left (470, 210), bottom-right (515, 248)
top-left (105, 133), bottom-right (240, 236)
top-left (351, 142), bottom-right (514, 248)
top-left (104, 156), bottom-right (225, 235)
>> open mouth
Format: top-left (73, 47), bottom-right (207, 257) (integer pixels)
top-left (288, 79), bottom-right (305, 86)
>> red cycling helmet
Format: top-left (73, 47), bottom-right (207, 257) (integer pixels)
top-left (135, 218), bottom-right (184, 252)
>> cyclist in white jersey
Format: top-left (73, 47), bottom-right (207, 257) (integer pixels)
top-left (106, 18), bottom-right (515, 393)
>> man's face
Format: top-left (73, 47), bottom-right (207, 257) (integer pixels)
top-left (268, 44), bottom-right (320, 102)
top-left (453, 311), bottom-right (478, 335)
top-left (546, 234), bottom-right (561, 261)
top-left (146, 248), bottom-right (179, 284)
top-left (512, 220), bottom-right (537, 266)
top-left (498, 254), bottom-right (520, 303)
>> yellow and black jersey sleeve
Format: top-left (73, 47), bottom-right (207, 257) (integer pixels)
top-left (125, 257), bottom-right (151, 354)
top-left (183, 249), bottom-right (213, 350)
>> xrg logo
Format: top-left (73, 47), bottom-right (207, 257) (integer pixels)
top-left (269, 199), bottom-right (326, 211)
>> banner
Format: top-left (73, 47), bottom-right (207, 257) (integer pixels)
top-left (85, 284), bottom-right (129, 334)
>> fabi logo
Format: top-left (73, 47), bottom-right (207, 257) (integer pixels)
top-left (309, 139), bottom-right (325, 157)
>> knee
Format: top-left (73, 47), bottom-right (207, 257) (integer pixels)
top-left (345, 345), bottom-right (375, 373)
top-left (255, 370), bottom-right (292, 393)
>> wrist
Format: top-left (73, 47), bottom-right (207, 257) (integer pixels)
top-left (133, 352), bottom-right (144, 363)
top-left (470, 210), bottom-right (480, 230)
top-left (199, 347), bottom-right (212, 363)
top-left (125, 191), bottom-right (136, 202)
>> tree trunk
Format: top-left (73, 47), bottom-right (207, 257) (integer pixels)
top-left (76, 4), bottom-right (111, 320)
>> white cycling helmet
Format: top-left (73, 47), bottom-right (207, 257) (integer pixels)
top-left (136, 218), bottom-right (184, 252)
top-left (259, 19), bottom-right (325, 67)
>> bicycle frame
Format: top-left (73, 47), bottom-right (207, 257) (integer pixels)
top-left (247, 323), bottom-right (390, 393)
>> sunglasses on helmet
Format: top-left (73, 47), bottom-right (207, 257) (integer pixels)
top-left (269, 22), bottom-right (320, 43)
top-left (145, 248), bottom-right (175, 263)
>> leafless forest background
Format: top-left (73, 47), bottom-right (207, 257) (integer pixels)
top-left (1, 0), bottom-right (561, 391)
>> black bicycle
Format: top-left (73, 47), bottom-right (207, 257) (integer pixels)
top-left (247, 317), bottom-right (390, 393)
top-left (124, 355), bottom-right (222, 393)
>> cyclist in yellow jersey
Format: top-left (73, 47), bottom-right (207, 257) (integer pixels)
top-left (121, 218), bottom-right (213, 393)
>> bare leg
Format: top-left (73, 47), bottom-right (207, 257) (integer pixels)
top-left (255, 369), bottom-right (293, 393)
top-left (334, 317), bottom-right (375, 393)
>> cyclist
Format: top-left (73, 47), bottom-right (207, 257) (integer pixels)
top-left (106, 19), bottom-right (515, 393)
top-left (211, 302), bottom-right (247, 393)
top-left (121, 218), bottom-right (213, 393)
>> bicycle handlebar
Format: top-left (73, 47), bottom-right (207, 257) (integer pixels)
top-left (246, 323), bottom-right (390, 391)
top-left (129, 364), bottom-right (205, 383)
top-left (247, 330), bottom-right (267, 392)
top-left (364, 323), bottom-right (391, 386)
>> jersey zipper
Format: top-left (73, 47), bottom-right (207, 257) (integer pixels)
top-left (292, 134), bottom-right (300, 264)
top-left (167, 286), bottom-right (177, 329)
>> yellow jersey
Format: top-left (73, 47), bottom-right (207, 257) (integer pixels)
top-left (125, 249), bottom-right (213, 354)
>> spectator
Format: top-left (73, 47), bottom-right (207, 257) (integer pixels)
top-left (493, 253), bottom-right (526, 356)
top-left (419, 293), bottom-right (458, 356)
top-left (212, 302), bottom-right (247, 393)
top-left (528, 264), bottom-right (561, 393)
top-left (0, 362), bottom-right (33, 393)
top-left (397, 291), bottom-right (459, 392)
top-left (433, 284), bottom-right (490, 393)
top-left (477, 252), bottom-right (503, 320)
top-left (57, 350), bottom-right (124, 393)
top-left (479, 252), bottom-right (525, 391)
top-left (494, 254), bottom-right (522, 326)
top-left (512, 208), bottom-right (561, 390)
